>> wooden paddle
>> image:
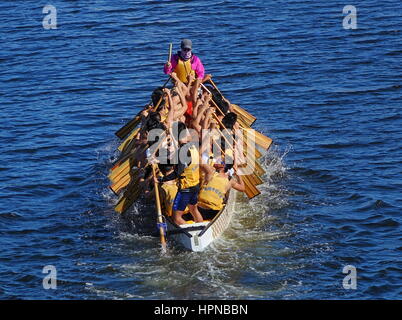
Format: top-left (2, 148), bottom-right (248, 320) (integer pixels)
top-left (205, 94), bottom-right (264, 174)
top-left (231, 110), bottom-right (250, 129)
top-left (201, 82), bottom-right (272, 151)
top-left (168, 43), bottom-right (172, 64)
top-left (110, 167), bottom-right (142, 195)
top-left (245, 139), bottom-right (263, 159)
top-left (109, 142), bottom-right (145, 183)
top-left (118, 127), bottom-right (141, 153)
top-left (117, 93), bottom-right (165, 156)
top-left (231, 103), bottom-right (256, 128)
top-left (240, 173), bottom-right (261, 198)
top-left (152, 163), bottom-right (167, 252)
top-left (211, 138), bottom-right (262, 195)
top-left (113, 133), bottom-right (168, 214)
top-left (243, 127), bottom-right (273, 151)
top-left (114, 178), bottom-right (143, 214)
top-left (111, 129), bottom-right (166, 177)
top-left (115, 113), bottom-right (143, 140)
top-left (109, 157), bottom-right (134, 184)
top-left (111, 138), bottom-right (162, 194)
top-left (210, 113), bottom-right (261, 199)
top-left (114, 77), bottom-right (171, 140)
top-left (199, 83), bottom-right (267, 178)
top-left (111, 144), bottom-right (147, 176)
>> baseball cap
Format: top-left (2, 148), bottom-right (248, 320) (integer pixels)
top-left (181, 39), bottom-right (192, 50)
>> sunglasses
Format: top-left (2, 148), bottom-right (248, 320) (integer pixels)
top-left (182, 48), bottom-right (191, 52)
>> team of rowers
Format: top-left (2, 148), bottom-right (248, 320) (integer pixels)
top-left (128, 39), bottom-right (247, 225)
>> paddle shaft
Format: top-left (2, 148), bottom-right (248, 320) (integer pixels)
top-left (201, 83), bottom-right (268, 157)
top-left (200, 84), bottom-right (247, 157)
top-left (211, 112), bottom-right (262, 177)
top-left (209, 114), bottom-right (260, 198)
top-left (202, 81), bottom-right (256, 127)
top-left (168, 43), bottom-right (172, 63)
top-left (200, 83), bottom-right (225, 116)
top-left (207, 79), bottom-right (225, 99)
top-left (152, 164), bottom-right (167, 252)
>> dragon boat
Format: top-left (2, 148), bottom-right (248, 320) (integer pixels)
top-left (108, 78), bottom-right (272, 252)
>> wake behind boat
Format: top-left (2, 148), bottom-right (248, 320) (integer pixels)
top-left (108, 41), bottom-right (273, 252)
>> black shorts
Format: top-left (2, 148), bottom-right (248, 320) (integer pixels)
top-left (198, 206), bottom-right (220, 220)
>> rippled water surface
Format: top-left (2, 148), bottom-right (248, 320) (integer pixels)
top-left (0, 0), bottom-right (401, 299)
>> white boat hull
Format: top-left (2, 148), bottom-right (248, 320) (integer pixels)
top-left (166, 189), bottom-right (237, 252)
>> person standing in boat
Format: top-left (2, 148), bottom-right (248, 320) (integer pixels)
top-left (164, 39), bottom-right (205, 84)
top-left (195, 162), bottom-right (245, 220)
top-left (164, 39), bottom-right (210, 125)
top-left (157, 122), bottom-right (204, 225)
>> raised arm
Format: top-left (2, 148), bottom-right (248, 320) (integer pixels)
top-left (163, 89), bottom-right (175, 128)
top-left (191, 102), bottom-right (209, 134)
top-left (164, 54), bottom-right (178, 75)
top-left (174, 85), bottom-right (189, 119)
top-left (171, 72), bottom-right (190, 97)
top-left (200, 163), bottom-right (215, 185)
top-left (230, 173), bottom-right (245, 192)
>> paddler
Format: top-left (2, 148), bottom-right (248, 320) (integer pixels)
top-left (156, 162), bottom-right (179, 217)
top-left (195, 162), bottom-right (245, 220)
top-left (156, 122), bottom-right (204, 225)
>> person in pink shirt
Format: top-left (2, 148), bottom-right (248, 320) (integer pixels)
top-left (164, 39), bottom-right (205, 84)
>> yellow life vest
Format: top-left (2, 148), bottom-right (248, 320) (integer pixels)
top-left (179, 145), bottom-right (200, 190)
top-left (198, 172), bottom-right (229, 211)
top-left (160, 182), bottom-right (178, 216)
top-left (174, 58), bottom-right (195, 84)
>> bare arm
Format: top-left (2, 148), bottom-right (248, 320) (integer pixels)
top-left (171, 72), bottom-right (189, 96)
top-left (201, 73), bottom-right (209, 83)
top-left (173, 85), bottom-right (189, 119)
top-left (192, 99), bottom-right (203, 120)
top-left (200, 164), bottom-right (215, 185)
top-left (191, 77), bottom-right (201, 105)
top-left (192, 103), bottom-right (209, 134)
top-left (230, 174), bottom-right (245, 192)
top-left (163, 89), bottom-right (175, 128)
top-left (202, 106), bottom-right (214, 130)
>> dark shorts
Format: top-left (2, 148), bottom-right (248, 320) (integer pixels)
top-left (198, 206), bottom-right (220, 220)
top-left (173, 188), bottom-right (199, 212)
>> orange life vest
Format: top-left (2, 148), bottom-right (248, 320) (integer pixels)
top-left (174, 58), bottom-right (195, 84)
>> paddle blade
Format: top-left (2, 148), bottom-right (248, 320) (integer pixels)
top-left (118, 127), bottom-right (140, 153)
top-left (254, 160), bottom-right (266, 177)
top-left (241, 174), bottom-right (261, 199)
top-left (115, 114), bottom-right (142, 140)
top-left (248, 172), bottom-right (264, 186)
top-left (114, 181), bottom-right (142, 214)
top-left (243, 128), bottom-right (273, 151)
top-left (232, 104), bottom-right (256, 127)
top-left (109, 158), bottom-right (133, 184)
top-left (110, 168), bottom-right (141, 194)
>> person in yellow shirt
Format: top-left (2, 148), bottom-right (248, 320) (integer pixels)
top-left (157, 163), bottom-right (178, 217)
top-left (157, 122), bottom-right (204, 225)
top-left (196, 161), bottom-right (245, 219)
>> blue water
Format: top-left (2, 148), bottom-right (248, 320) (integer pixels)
top-left (0, 0), bottom-right (401, 299)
